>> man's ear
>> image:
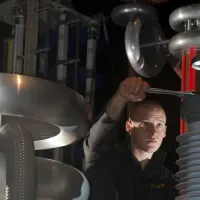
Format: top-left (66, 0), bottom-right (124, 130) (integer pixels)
top-left (125, 120), bottom-right (133, 135)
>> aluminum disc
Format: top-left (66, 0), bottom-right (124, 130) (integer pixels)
top-left (176, 132), bottom-right (200, 145)
top-left (36, 157), bottom-right (90, 199)
top-left (176, 144), bottom-right (200, 156)
top-left (0, 73), bottom-right (88, 150)
top-left (179, 177), bottom-right (200, 184)
top-left (180, 152), bottom-right (200, 159)
top-left (176, 167), bottom-right (200, 179)
top-left (176, 194), bottom-right (200, 200)
top-left (168, 30), bottom-right (200, 58)
top-left (176, 155), bottom-right (200, 167)
top-left (179, 164), bottom-right (200, 171)
top-left (176, 180), bottom-right (200, 191)
top-left (179, 189), bottom-right (200, 196)
top-left (0, 156), bottom-right (90, 199)
top-left (111, 3), bottom-right (158, 27)
top-left (180, 140), bottom-right (200, 148)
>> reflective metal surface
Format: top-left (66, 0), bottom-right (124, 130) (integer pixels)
top-left (176, 181), bottom-right (200, 191)
top-left (37, 157), bottom-right (90, 200)
top-left (177, 132), bottom-right (200, 145)
top-left (176, 120), bottom-right (200, 199)
top-left (0, 73), bottom-right (88, 150)
top-left (176, 155), bottom-right (200, 167)
top-left (0, 156), bottom-right (90, 199)
top-left (169, 31), bottom-right (200, 58)
top-left (111, 3), bottom-right (158, 27)
top-left (176, 195), bottom-right (200, 200)
top-left (169, 4), bottom-right (200, 31)
top-left (176, 167), bottom-right (200, 179)
top-left (0, 124), bottom-right (36, 200)
top-left (125, 16), bottom-right (165, 77)
top-left (147, 88), bottom-right (196, 98)
top-left (177, 145), bottom-right (200, 155)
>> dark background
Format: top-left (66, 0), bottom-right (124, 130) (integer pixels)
top-left (0, 0), bottom-right (199, 173)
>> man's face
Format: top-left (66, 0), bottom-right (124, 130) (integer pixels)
top-left (126, 106), bottom-right (166, 153)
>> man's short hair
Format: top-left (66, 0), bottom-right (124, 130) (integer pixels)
top-left (128, 99), bottom-right (165, 121)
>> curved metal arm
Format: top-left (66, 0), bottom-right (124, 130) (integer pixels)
top-left (125, 17), bottom-right (164, 78)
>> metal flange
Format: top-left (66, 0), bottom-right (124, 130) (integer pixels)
top-left (111, 3), bottom-right (158, 27)
top-left (169, 4), bottom-right (200, 32)
top-left (169, 30), bottom-right (200, 58)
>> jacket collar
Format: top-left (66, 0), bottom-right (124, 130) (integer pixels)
top-left (125, 147), bottom-right (167, 179)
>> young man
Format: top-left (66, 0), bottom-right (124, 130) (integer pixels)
top-left (84, 77), bottom-right (178, 200)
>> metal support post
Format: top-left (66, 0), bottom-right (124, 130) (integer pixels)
top-left (74, 22), bottom-right (80, 90)
top-left (23, 0), bottom-right (39, 76)
top-left (53, 9), bottom-right (69, 162)
top-left (12, 14), bottom-right (24, 74)
top-left (56, 9), bottom-right (68, 84)
top-left (39, 10), bottom-right (50, 78)
top-left (82, 24), bottom-right (98, 170)
top-left (85, 25), bottom-right (98, 115)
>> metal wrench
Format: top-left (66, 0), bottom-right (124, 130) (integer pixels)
top-left (146, 88), bottom-right (197, 98)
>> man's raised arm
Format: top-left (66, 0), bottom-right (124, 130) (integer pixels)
top-left (84, 77), bottom-right (150, 157)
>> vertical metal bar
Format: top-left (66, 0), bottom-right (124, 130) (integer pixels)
top-left (85, 25), bottom-right (98, 115)
top-left (81, 25), bottom-right (98, 169)
top-left (12, 14), bottom-right (24, 74)
top-left (186, 19), bottom-right (192, 31)
top-left (6, 40), bottom-right (13, 73)
top-left (181, 19), bottom-right (194, 134)
top-left (56, 9), bottom-right (68, 84)
top-left (23, 0), bottom-right (39, 76)
top-left (53, 9), bottom-right (69, 162)
top-left (74, 22), bottom-right (80, 90)
top-left (2, 40), bottom-right (8, 73)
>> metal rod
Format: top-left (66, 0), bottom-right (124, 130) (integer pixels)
top-left (146, 88), bottom-right (195, 98)
top-left (50, 2), bottom-right (98, 25)
top-left (186, 19), bottom-right (192, 31)
top-left (140, 39), bottom-right (170, 48)
top-left (38, 5), bottom-right (52, 12)
top-left (12, 14), bottom-right (24, 74)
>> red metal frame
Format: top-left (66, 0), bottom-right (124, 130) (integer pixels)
top-left (180, 47), bottom-right (195, 134)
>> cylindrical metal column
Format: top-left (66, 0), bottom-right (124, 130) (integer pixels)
top-left (180, 19), bottom-right (195, 134)
top-left (53, 9), bottom-right (69, 162)
top-left (12, 14), bottom-right (24, 74)
top-left (56, 9), bottom-right (68, 85)
top-left (23, 0), bottom-right (39, 76)
top-left (176, 96), bottom-right (200, 199)
top-left (85, 25), bottom-right (98, 116)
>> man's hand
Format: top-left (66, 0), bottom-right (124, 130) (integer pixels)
top-left (116, 77), bottom-right (150, 103)
top-left (106, 77), bottom-right (150, 120)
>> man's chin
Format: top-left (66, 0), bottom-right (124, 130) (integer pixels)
top-left (145, 146), bottom-right (159, 153)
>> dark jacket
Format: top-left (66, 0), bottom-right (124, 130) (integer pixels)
top-left (84, 112), bottom-right (178, 200)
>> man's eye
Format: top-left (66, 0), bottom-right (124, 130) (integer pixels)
top-left (157, 123), bottom-right (163, 128)
top-left (140, 122), bottom-right (147, 127)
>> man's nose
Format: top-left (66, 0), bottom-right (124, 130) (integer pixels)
top-left (146, 124), bottom-right (156, 136)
